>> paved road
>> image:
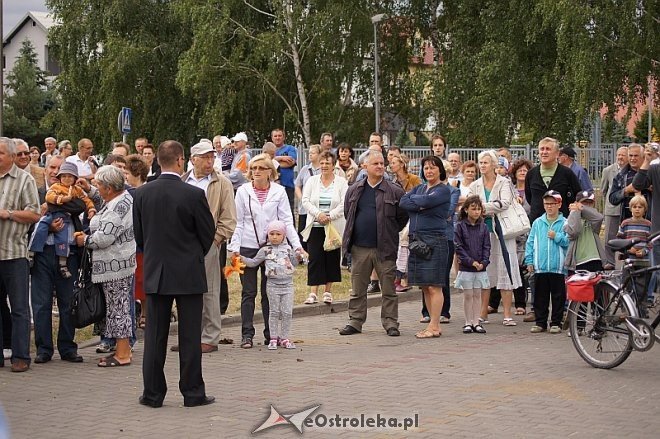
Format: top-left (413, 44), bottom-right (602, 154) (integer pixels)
top-left (2, 291), bottom-right (660, 439)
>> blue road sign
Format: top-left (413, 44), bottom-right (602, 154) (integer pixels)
top-left (118, 107), bottom-right (132, 134)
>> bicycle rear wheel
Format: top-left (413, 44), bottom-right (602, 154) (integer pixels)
top-left (569, 284), bottom-right (633, 369)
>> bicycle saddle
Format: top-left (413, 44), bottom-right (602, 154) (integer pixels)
top-left (607, 238), bottom-right (638, 252)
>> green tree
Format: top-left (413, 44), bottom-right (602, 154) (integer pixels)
top-left (3, 39), bottom-right (54, 143)
top-left (174, 0), bottom-right (387, 147)
top-left (633, 109), bottom-right (660, 142)
top-left (46, 0), bottom-right (196, 152)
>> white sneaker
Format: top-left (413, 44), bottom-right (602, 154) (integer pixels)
top-left (3, 349), bottom-right (11, 360)
top-left (268, 340), bottom-right (278, 350)
top-left (280, 339), bottom-right (296, 349)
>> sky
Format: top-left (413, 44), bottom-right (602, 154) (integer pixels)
top-left (3, 0), bottom-right (48, 37)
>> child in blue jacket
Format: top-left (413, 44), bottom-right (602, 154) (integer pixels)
top-left (525, 190), bottom-right (570, 334)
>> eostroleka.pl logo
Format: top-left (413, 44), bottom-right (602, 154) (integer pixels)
top-left (252, 405), bottom-right (419, 434)
top-left (253, 405), bottom-right (321, 434)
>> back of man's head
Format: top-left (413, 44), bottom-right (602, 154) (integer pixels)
top-left (158, 140), bottom-right (184, 168)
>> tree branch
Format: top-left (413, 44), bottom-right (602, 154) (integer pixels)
top-left (242, 0), bottom-right (276, 18)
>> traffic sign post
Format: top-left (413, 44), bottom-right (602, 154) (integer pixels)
top-left (117, 107), bottom-right (132, 143)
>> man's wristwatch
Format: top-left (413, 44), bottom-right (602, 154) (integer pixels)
top-left (7, 210), bottom-right (14, 221)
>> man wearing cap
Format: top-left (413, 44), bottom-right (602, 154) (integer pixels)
top-left (30, 155), bottom-right (87, 366)
top-left (601, 146), bottom-right (628, 269)
top-left (14, 138), bottom-right (45, 189)
top-left (271, 128), bottom-right (297, 212)
top-left (227, 132), bottom-right (250, 190)
top-left (559, 146), bottom-right (592, 191)
top-left (525, 137), bottom-right (582, 222)
top-left (173, 142), bottom-right (236, 353)
top-left (0, 137), bottom-right (41, 371)
top-left (525, 189), bottom-right (569, 334)
top-left (610, 143), bottom-right (649, 223)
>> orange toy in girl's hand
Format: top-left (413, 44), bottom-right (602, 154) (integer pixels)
top-left (224, 256), bottom-right (246, 278)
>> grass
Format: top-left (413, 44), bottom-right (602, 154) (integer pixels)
top-left (224, 264), bottom-right (354, 315)
top-left (50, 265), bottom-right (354, 346)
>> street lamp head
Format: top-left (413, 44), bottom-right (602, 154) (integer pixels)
top-left (371, 13), bottom-right (388, 24)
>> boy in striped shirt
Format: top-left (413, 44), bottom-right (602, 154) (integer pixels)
top-left (617, 195), bottom-right (652, 258)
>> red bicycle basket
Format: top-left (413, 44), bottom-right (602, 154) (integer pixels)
top-left (566, 273), bottom-right (602, 302)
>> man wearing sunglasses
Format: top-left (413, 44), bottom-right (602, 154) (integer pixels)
top-left (13, 139), bottom-right (45, 189)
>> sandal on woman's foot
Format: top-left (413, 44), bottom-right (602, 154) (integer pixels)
top-left (503, 318), bottom-right (517, 326)
top-left (415, 329), bottom-right (440, 339)
top-left (59, 265), bottom-right (72, 279)
top-left (515, 308), bottom-right (525, 315)
top-left (240, 338), bottom-right (253, 349)
top-left (322, 292), bottom-right (333, 304)
top-left (473, 324), bottom-right (487, 334)
top-left (462, 325), bottom-right (473, 334)
top-left (98, 356), bottom-right (130, 367)
top-left (303, 293), bottom-right (318, 305)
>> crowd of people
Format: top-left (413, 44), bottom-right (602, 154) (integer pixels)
top-left (1, 130), bottom-right (659, 406)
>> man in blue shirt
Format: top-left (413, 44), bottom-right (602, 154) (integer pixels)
top-left (272, 128), bottom-right (297, 213)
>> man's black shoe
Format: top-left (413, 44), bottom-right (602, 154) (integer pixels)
top-left (34, 354), bottom-right (51, 364)
top-left (339, 325), bottom-right (361, 335)
top-left (61, 352), bottom-right (83, 363)
top-left (386, 327), bottom-right (400, 337)
top-left (184, 396), bottom-right (215, 407)
top-left (139, 396), bottom-right (163, 408)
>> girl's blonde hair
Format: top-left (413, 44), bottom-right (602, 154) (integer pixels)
top-left (629, 194), bottom-right (648, 211)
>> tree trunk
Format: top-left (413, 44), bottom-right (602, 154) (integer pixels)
top-left (283, 3), bottom-right (311, 147)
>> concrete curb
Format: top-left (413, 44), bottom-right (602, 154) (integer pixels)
top-left (78, 288), bottom-right (424, 349)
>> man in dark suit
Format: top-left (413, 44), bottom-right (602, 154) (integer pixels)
top-left (133, 140), bottom-right (215, 408)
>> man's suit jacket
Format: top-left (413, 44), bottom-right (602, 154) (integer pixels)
top-left (133, 173), bottom-right (215, 296)
top-left (601, 163), bottom-right (621, 217)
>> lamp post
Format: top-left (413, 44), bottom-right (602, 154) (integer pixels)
top-left (371, 13), bottom-right (387, 134)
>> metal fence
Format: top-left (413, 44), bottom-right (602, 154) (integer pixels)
top-left (295, 144), bottom-right (622, 185)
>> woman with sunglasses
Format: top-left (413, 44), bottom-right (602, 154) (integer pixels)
top-left (228, 153), bottom-right (307, 349)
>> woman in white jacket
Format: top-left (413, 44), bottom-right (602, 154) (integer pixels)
top-left (228, 154), bottom-right (305, 349)
top-left (469, 150), bottom-right (522, 326)
top-left (301, 151), bottom-right (348, 305)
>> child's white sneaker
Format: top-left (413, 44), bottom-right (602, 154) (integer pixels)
top-left (267, 339), bottom-right (278, 350)
top-left (279, 339), bottom-right (295, 349)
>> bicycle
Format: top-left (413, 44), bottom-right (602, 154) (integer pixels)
top-left (568, 230), bottom-right (660, 369)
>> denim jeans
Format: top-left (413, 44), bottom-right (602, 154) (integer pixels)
top-left (0, 258), bottom-right (32, 363)
top-left (31, 245), bottom-right (80, 358)
top-left (29, 212), bottom-right (71, 257)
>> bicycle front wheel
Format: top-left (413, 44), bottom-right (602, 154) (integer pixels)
top-left (569, 284), bottom-right (633, 369)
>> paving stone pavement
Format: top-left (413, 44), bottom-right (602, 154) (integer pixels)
top-left (2, 290), bottom-right (660, 439)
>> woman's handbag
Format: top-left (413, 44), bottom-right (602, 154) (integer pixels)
top-left (409, 237), bottom-right (432, 260)
top-left (70, 243), bottom-right (106, 329)
top-left (496, 183), bottom-right (531, 239)
top-left (323, 223), bottom-right (342, 251)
